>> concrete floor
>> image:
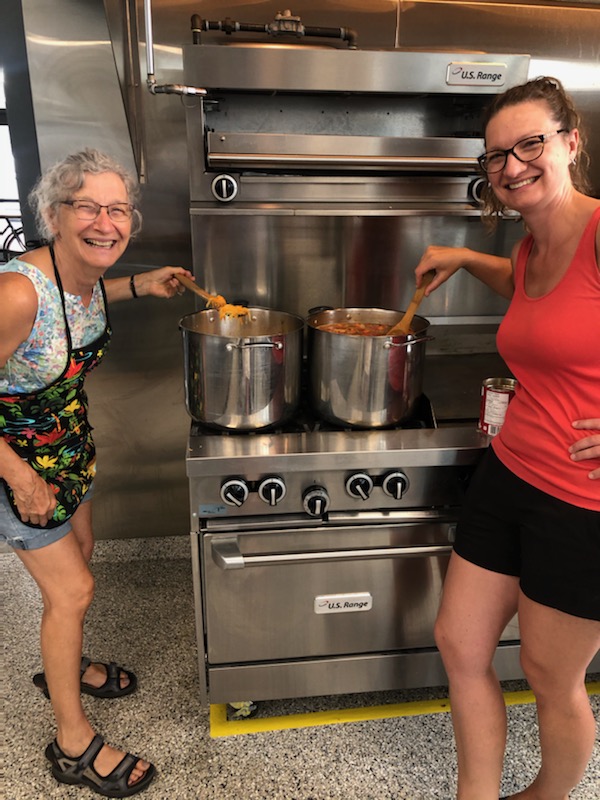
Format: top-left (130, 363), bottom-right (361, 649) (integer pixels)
top-left (3, 535), bottom-right (599, 799)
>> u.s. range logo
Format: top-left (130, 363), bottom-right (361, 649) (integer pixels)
top-left (447, 62), bottom-right (507, 87)
top-left (314, 592), bottom-right (373, 614)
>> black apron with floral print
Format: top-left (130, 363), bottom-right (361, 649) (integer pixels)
top-left (0, 250), bottom-right (111, 528)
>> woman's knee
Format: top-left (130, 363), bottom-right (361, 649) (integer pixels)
top-left (44, 569), bottom-right (95, 616)
top-left (519, 644), bottom-right (574, 700)
top-left (434, 614), bottom-right (472, 673)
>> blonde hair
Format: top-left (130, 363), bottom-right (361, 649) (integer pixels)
top-left (28, 148), bottom-right (142, 240)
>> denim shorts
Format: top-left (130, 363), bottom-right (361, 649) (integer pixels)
top-left (0, 483), bottom-right (94, 551)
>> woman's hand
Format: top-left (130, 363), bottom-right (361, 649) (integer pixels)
top-left (134, 266), bottom-right (193, 299)
top-left (105, 266), bottom-right (194, 302)
top-left (11, 469), bottom-right (57, 526)
top-left (570, 419), bottom-right (600, 480)
top-left (414, 246), bottom-right (514, 299)
top-left (1, 439), bottom-right (56, 525)
top-left (415, 246), bottom-right (474, 295)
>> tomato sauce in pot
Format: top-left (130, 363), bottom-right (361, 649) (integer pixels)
top-left (317, 322), bottom-right (394, 336)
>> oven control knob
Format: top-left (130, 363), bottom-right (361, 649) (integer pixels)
top-left (211, 174), bottom-right (238, 202)
top-left (258, 476), bottom-right (287, 506)
top-left (382, 471), bottom-right (410, 500)
top-left (220, 478), bottom-right (249, 507)
top-left (303, 486), bottom-right (330, 517)
top-left (345, 472), bottom-right (374, 500)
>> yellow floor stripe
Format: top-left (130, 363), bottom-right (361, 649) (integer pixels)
top-left (210, 681), bottom-right (600, 738)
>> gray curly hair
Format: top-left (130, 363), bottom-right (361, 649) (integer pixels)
top-left (28, 148), bottom-right (142, 241)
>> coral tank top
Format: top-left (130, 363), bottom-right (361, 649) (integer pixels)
top-left (493, 206), bottom-right (600, 511)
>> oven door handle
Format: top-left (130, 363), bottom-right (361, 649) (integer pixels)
top-left (211, 538), bottom-right (452, 570)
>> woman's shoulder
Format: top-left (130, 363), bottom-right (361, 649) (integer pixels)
top-left (1, 250), bottom-right (55, 288)
top-left (1, 250), bottom-right (58, 315)
top-left (0, 269), bottom-right (39, 340)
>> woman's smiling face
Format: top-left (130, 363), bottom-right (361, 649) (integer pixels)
top-left (484, 100), bottom-right (577, 214)
top-left (49, 171), bottom-right (132, 274)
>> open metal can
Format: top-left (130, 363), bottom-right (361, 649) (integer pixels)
top-left (478, 377), bottom-right (517, 436)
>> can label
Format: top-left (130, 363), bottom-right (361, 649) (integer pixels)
top-left (479, 377), bottom-right (517, 436)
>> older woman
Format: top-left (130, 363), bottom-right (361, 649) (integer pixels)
top-left (0, 149), bottom-right (191, 796)
top-left (415, 78), bottom-right (600, 800)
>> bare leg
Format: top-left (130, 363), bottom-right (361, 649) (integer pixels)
top-left (508, 596), bottom-right (600, 800)
top-left (434, 552), bottom-right (520, 800)
top-left (70, 496), bottom-right (95, 563)
top-left (66, 502), bottom-right (131, 691)
top-left (16, 508), bottom-right (149, 785)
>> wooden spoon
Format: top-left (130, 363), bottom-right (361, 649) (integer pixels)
top-left (175, 274), bottom-right (249, 319)
top-left (386, 271), bottom-right (435, 336)
top-left (175, 274), bottom-right (225, 307)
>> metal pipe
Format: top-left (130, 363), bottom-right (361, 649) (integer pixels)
top-left (143, 0), bottom-right (155, 79)
top-left (191, 14), bottom-right (202, 45)
top-left (199, 10), bottom-right (358, 49)
top-left (143, 0), bottom-right (206, 96)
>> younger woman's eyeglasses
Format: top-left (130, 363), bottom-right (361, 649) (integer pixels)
top-left (62, 200), bottom-right (134, 222)
top-left (477, 129), bottom-right (569, 174)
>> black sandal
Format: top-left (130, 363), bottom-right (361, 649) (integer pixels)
top-left (33, 656), bottom-right (137, 699)
top-left (45, 734), bottom-right (155, 798)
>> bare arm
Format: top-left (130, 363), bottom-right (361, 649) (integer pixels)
top-left (0, 272), bottom-right (39, 367)
top-left (104, 265), bottom-right (193, 303)
top-left (0, 272), bottom-right (56, 524)
top-left (414, 245), bottom-right (515, 300)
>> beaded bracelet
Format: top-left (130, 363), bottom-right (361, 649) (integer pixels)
top-left (129, 274), bottom-right (138, 299)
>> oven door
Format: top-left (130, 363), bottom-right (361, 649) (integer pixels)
top-left (203, 519), bottom-right (459, 664)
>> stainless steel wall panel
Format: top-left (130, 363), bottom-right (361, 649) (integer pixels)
top-left (191, 213), bottom-right (515, 321)
top-left (188, 0), bottom-right (398, 50)
top-left (20, 0), bottom-right (136, 187)
top-left (85, 266), bottom-right (195, 540)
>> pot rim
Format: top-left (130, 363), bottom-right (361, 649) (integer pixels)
top-left (307, 307), bottom-right (430, 337)
top-left (179, 306), bottom-right (305, 337)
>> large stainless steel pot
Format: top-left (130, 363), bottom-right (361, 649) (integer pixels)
top-left (307, 308), bottom-right (431, 429)
top-left (180, 308), bottom-right (303, 430)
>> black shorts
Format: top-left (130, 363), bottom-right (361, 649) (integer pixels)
top-left (455, 447), bottom-right (600, 621)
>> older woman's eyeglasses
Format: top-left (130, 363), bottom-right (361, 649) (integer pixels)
top-left (477, 129), bottom-right (569, 174)
top-left (62, 200), bottom-right (134, 222)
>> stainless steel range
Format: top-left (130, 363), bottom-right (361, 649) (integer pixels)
top-left (187, 401), bottom-right (525, 705)
top-left (180, 14), bottom-right (533, 706)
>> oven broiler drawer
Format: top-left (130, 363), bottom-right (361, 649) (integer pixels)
top-left (202, 521), bottom-right (455, 664)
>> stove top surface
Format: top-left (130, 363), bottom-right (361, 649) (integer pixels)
top-left (186, 394), bottom-right (489, 476)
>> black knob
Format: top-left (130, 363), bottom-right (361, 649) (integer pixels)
top-left (303, 486), bottom-right (330, 517)
top-left (345, 472), bottom-right (374, 500)
top-left (258, 476), bottom-right (287, 506)
top-left (382, 471), bottom-right (410, 500)
top-left (211, 174), bottom-right (238, 202)
top-left (220, 478), bottom-right (249, 507)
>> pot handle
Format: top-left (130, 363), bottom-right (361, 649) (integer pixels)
top-left (307, 305), bottom-right (334, 316)
top-left (383, 334), bottom-right (435, 349)
top-left (225, 341), bottom-right (284, 352)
